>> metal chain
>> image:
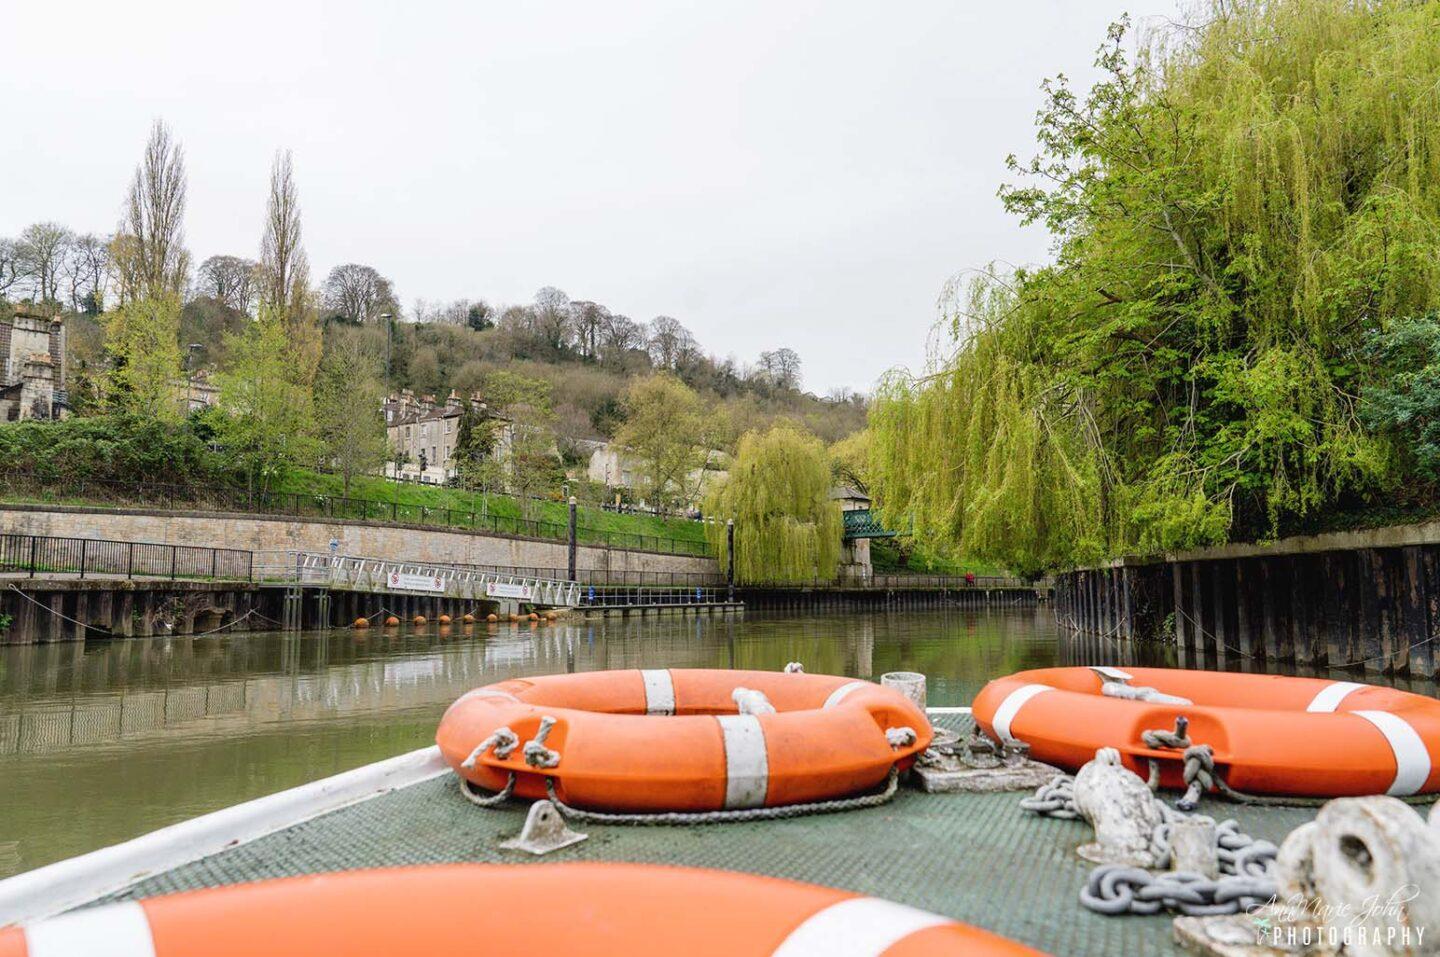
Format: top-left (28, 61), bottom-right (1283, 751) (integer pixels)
top-left (1019, 774), bottom-right (1080, 819)
top-left (1079, 865), bottom-right (1277, 917)
top-left (1017, 741), bottom-right (1284, 916)
top-left (542, 768), bottom-right (900, 825)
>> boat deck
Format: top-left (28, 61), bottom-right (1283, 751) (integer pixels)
top-left (82, 715), bottom-right (1361, 956)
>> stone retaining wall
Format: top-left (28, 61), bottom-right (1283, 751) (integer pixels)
top-left (0, 504), bottom-right (718, 577)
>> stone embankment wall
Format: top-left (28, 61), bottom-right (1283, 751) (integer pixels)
top-left (1053, 521), bottom-right (1440, 679)
top-left (0, 504), bottom-right (717, 577)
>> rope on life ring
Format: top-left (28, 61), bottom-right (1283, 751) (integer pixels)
top-left (542, 767), bottom-right (901, 826)
top-left (1140, 715), bottom-right (1433, 809)
top-left (459, 772), bottom-right (516, 808)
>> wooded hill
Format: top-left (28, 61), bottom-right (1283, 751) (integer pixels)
top-left (11, 282), bottom-right (866, 453)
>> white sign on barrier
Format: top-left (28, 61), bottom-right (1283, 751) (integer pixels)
top-left (388, 572), bottom-right (445, 592)
top-left (486, 582), bottom-right (534, 600)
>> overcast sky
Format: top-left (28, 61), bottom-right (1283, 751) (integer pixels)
top-left (4, 1), bottom-right (1179, 394)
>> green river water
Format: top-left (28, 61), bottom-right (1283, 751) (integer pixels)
top-left (0, 607), bottom-right (1432, 880)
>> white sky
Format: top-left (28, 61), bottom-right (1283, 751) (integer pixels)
top-left (4, 0), bottom-right (1180, 394)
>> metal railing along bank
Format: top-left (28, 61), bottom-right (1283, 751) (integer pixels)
top-left (577, 585), bottom-right (734, 607)
top-left (0, 534), bottom-right (254, 581)
top-left (0, 473), bottom-right (713, 559)
top-left (739, 574), bottom-right (1038, 590)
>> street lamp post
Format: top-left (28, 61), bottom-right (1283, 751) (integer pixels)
top-left (379, 312), bottom-right (394, 394)
top-left (184, 342), bottom-right (204, 411)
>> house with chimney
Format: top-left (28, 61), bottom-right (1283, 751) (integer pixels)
top-left (0, 308), bottom-right (67, 422)
top-left (383, 389), bottom-right (513, 484)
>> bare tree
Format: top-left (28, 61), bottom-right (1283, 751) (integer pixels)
top-left (322, 263), bottom-right (395, 324)
top-left (259, 151), bottom-right (309, 318)
top-left (16, 223), bottom-right (72, 303)
top-left (195, 255), bottom-right (260, 313)
top-left (63, 233), bottom-right (111, 313)
top-left (114, 120), bottom-right (189, 302)
top-left (570, 300), bottom-right (609, 359)
top-left (757, 347), bottom-right (802, 390)
top-left (259, 150), bottom-right (319, 379)
top-left (647, 315), bottom-right (696, 370)
top-left (0, 238), bottom-right (22, 300)
top-left (600, 312), bottom-right (646, 360)
top-left (532, 286), bottom-right (572, 353)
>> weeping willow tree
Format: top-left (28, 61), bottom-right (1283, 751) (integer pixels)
top-left (873, 0), bottom-right (1440, 575)
top-left (706, 424), bottom-right (842, 583)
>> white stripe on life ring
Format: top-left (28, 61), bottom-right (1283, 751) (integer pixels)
top-left (1353, 710), bottom-right (1432, 796)
top-left (770, 896), bottom-right (953, 956)
top-left (26, 902), bottom-right (156, 957)
top-left (640, 669), bottom-right (675, 715)
top-left (1306, 681), bottom-right (1366, 713)
top-left (467, 688), bottom-right (520, 704)
top-left (990, 684), bottom-right (1054, 742)
top-left (823, 681), bottom-right (868, 709)
top-left (716, 714), bottom-right (769, 809)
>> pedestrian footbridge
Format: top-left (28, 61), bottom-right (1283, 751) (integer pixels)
top-left (260, 552), bottom-right (581, 607)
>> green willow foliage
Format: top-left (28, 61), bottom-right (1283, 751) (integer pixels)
top-left (706, 424), bottom-right (842, 583)
top-left (873, 0), bottom-right (1440, 575)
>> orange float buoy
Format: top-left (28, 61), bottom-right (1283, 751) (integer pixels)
top-left (528, 612), bottom-right (539, 621)
top-left (462, 613), bottom-right (475, 623)
top-left (384, 616), bottom-right (400, 627)
top-left (486, 613), bottom-right (498, 623)
top-left (438, 614), bottom-right (451, 624)
top-left (0, 863), bottom-right (1043, 957)
top-left (353, 618), bottom-right (370, 629)
top-left (413, 615), bottom-right (427, 626)
top-left (546, 611), bottom-right (559, 621)
top-left (508, 613), bottom-right (520, 623)
top-left (973, 667), bottom-right (1440, 798)
top-left (439, 669), bottom-right (931, 813)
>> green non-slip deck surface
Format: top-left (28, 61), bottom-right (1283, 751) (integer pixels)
top-left (97, 717), bottom-right (1372, 956)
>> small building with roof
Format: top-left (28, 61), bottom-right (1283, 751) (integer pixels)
top-left (0, 308), bottom-right (67, 422)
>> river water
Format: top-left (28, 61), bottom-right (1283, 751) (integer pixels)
top-left (0, 607), bottom-right (1433, 880)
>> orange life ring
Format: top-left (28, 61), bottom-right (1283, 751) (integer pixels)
top-left (437, 669), bottom-right (932, 812)
top-left (0, 864), bottom-right (1046, 956)
top-left (973, 667), bottom-right (1440, 797)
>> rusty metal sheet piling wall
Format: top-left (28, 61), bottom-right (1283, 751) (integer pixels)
top-left (1055, 539), bottom-right (1440, 678)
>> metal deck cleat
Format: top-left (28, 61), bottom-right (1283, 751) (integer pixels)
top-left (499, 800), bottom-right (587, 855)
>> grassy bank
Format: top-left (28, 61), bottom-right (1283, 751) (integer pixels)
top-left (272, 470), bottom-right (711, 545)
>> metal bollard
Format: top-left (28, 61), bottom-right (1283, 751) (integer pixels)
top-left (881, 671), bottom-right (927, 712)
top-left (1169, 816), bottom-right (1219, 879)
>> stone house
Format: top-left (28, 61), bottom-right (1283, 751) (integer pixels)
top-left (383, 389), bottom-right (513, 484)
top-left (0, 308), bottom-right (67, 422)
top-left (585, 441), bottom-right (728, 511)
